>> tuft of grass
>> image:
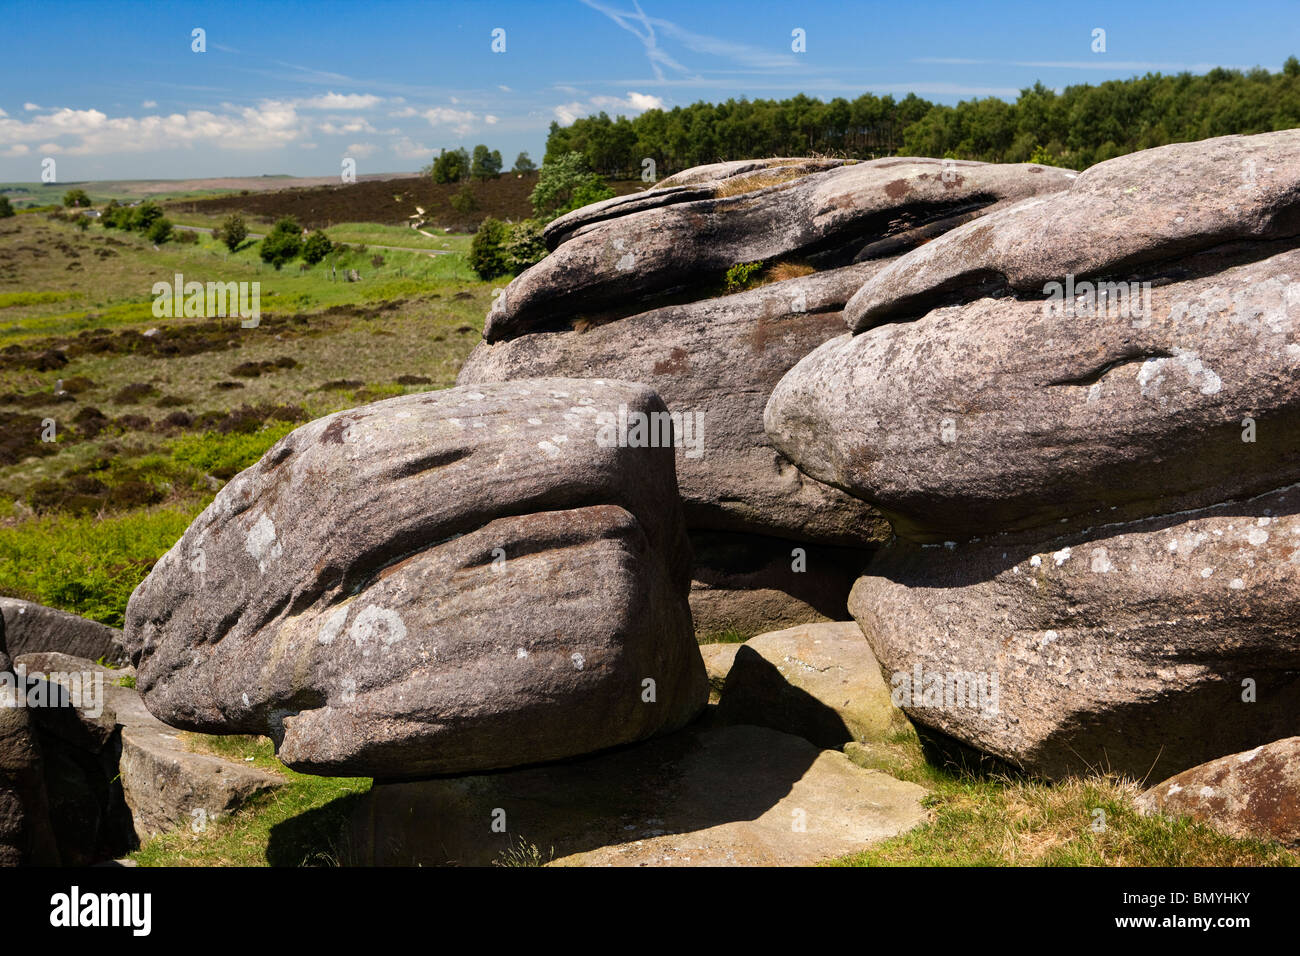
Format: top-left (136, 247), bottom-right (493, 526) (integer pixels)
top-left (0, 290), bottom-right (83, 309)
top-left (493, 837), bottom-right (555, 867)
top-left (696, 626), bottom-right (754, 644)
top-left (713, 165), bottom-right (809, 198)
top-left (827, 770), bottom-right (1300, 867)
top-left (130, 733), bottom-right (371, 867)
top-left (763, 260), bottom-right (816, 283)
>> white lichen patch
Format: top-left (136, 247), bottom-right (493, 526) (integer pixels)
top-left (349, 606), bottom-right (407, 648)
top-left (244, 514), bottom-right (283, 573)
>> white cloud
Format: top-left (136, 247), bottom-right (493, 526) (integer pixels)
top-left (141, 100), bottom-right (157, 109)
top-left (23, 103), bottom-right (41, 111)
top-left (2, 144), bottom-right (29, 157)
top-left (590, 90), bottom-right (664, 112)
top-left (485, 114), bottom-right (499, 125)
top-left (0, 101), bottom-right (306, 156)
top-left (422, 107), bottom-right (479, 136)
top-left (553, 101), bottom-right (586, 125)
top-left (392, 137), bottom-right (432, 160)
top-left (345, 142), bottom-right (378, 158)
top-left (318, 118), bottom-right (376, 135)
top-left (389, 106), bottom-right (418, 118)
top-left (498, 85), bottom-right (512, 93)
top-left (297, 92), bottom-right (382, 110)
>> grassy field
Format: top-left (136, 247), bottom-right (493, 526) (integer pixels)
top-left (0, 211), bottom-right (491, 627)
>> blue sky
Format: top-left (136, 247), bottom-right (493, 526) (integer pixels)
top-left (1, 0), bottom-right (1296, 182)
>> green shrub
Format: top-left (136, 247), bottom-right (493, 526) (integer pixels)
top-left (503, 219), bottom-right (547, 273)
top-left (302, 229), bottom-right (334, 264)
top-left (0, 196), bottom-right (14, 218)
top-left (724, 261), bottom-right (763, 293)
top-left (428, 147), bottom-right (470, 184)
top-left (216, 213), bottom-right (248, 252)
top-left (468, 217), bottom-right (510, 279)
top-left (62, 189), bottom-right (91, 208)
top-left (147, 217), bottom-right (174, 244)
top-left (259, 217), bottom-right (303, 269)
top-left (450, 183), bottom-right (477, 215)
top-left (530, 152), bottom-right (614, 221)
top-left (130, 201), bottom-right (164, 233)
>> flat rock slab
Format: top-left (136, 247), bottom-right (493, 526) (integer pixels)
top-left (1137, 737), bottom-right (1300, 847)
top-left (1, 599), bottom-right (127, 666)
top-left (103, 679), bottom-right (283, 841)
top-left (344, 723), bottom-right (926, 867)
top-left (718, 622), bottom-right (912, 749)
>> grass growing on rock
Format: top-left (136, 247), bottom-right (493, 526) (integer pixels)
top-left (129, 734), bottom-right (371, 867)
top-left (828, 745), bottom-right (1300, 867)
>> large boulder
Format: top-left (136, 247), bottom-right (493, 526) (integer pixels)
top-left (849, 484), bottom-right (1300, 781)
top-left (844, 130), bottom-right (1300, 329)
top-left (342, 723), bottom-right (927, 866)
top-left (718, 622), bottom-right (914, 749)
top-left (0, 598), bottom-right (128, 666)
top-left (462, 262), bottom-right (891, 546)
top-left (767, 243), bottom-right (1300, 541)
top-left (486, 157), bottom-right (1076, 342)
top-left (126, 379), bottom-right (707, 779)
top-left (1136, 737), bottom-right (1300, 847)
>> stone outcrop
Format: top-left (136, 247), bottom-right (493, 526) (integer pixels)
top-left (126, 379), bottom-right (706, 779)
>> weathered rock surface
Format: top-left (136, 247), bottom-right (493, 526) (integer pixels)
top-left (545, 159), bottom-right (855, 249)
top-left (849, 484), bottom-right (1300, 781)
top-left (486, 158), bottom-right (1076, 341)
top-left (718, 622), bottom-right (913, 749)
top-left (462, 264), bottom-right (891, 546)
top-left (343, 723), bottom-right (927, 866)
top-left (126, 379), bottom-right (706, 778)
top-left (0, 617), bottom-right (59, 866)
top-left (845, 130), bottom-right (1300, 329)
top-left (689, 532), bottom-right (869, 639)
top-left (1136, 737), bottom-right (1300, 847)
top-left (768, 243), bottom-right (1300, 541)
top-left (0, 598), bottom-right (128, 666)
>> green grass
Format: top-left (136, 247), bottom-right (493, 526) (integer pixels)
top-left (0, 290), bottom-right (83, 309)
top-left (168, 424), bottom-right (297, 478)
top-left (0, 503), bottom-right (197, 627)
top-left (129, 734), bottom-right (372, 867)
top-left (827, 765), bottom-right (1299, 867)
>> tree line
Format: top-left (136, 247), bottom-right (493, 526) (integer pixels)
top-left (544, 58), bottom-right (1300, 176)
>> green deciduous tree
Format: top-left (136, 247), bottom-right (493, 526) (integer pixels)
top-left (530, 152), bottom-right (615, 221)
top-left (215, 213), bottom-right (248, 252)
top-left (259, 217), bottom-right (303, 270)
